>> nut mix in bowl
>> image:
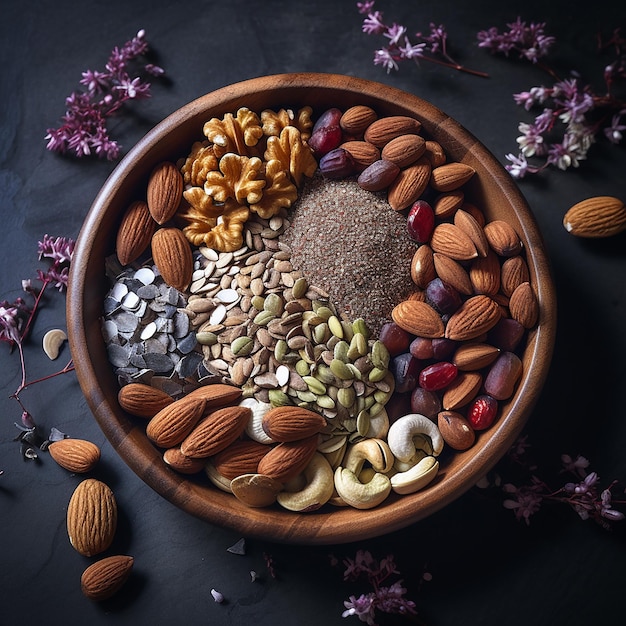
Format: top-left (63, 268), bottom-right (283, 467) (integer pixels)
top-left (66, 73), bottom-right (556, 544)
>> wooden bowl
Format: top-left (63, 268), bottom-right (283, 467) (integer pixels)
top-left (66, 73), bottom-right (556, 544)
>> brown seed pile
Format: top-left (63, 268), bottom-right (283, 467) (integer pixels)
top-left (282, 173), bottom-right (418, 334)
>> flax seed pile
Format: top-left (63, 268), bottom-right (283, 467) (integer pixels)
top-left (282, 173), bottom-right (418, 334)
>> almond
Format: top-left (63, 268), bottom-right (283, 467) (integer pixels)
top-left (563, 195), bottom-right (626, 238)
top-left (151, 226), bottom-right (193, 291)
top-left (442, 372), bottom-right (482, 410)
top-left (391, 299), bottom-right (444, 338)
top-left (430, 223), bottom-right (478, 261)
top-left (433, 190), bottom-right (464, 219)
top-left (387, 156), bottom-right (431, 210)
top-left (445, 295), bottom-right (501, 341)
top-left (185, 383), bottom-right (243, 407)
top-left (463, 202), bottom-right (486, 227)
top-left (410, 245), bottom-right (436, 289)
top-left (437, 411), bottom-right (475, 451)
top-left (432, 253), bottom-right (473, 295)
top-left (262, 406), bottom-right (327, 442)
top-left (67, 478), bottom-right (117, 557)
top-left (484, 220), bottom-right (523, 257)
top-left (115, 200), bottom-right (156, 266)
top-left (452, 343), bottom-right (501, 370)
top-left (146, 161), bottom-right (183, 225)
top-left (81, 555), bottom-right (134, 601)
top-left (118, 382), bottom-right (174, 418)
top-left (146, 396), bottom-right (207, 448)
top-left (500, 255), bottom-right (530, 297)
top-left (340, 140), bottom-right (381, 170)
top-left (381, 134), bottom-right (426, 168)
top-left (454, 208), bottom-right (489, 257)
top-left (163, 447), bottom-right (207, 474)
top-left (211, 439), bottom-right (271, 480)
top-left (508, 281), bottom-right (539, 328)
top-left (363, 115), bottom-right (422, 147)
top-left (340, 105), bottom-right (378, 136)
top-left (257, 435), bottom-right (319, 483)
top-left (424, 140), bottom-right (446, 167)
top-left (430, 162), bottom-right (475, 192)
top-left (180, 405), bottom-right (251, 458)
top-left (469, 250), bottom-right (501, 295)
top-left (48, 438), bottom-right (101, 473)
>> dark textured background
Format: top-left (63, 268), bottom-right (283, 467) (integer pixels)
top-left (1, 1), bottom-right (625, 624)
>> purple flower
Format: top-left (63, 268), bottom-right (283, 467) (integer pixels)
top-left (373, 47), bottom-right (399, 72)
top-left (516, 121), bottom-right (545, 157)
top-left (561, 454), bottom-right (590, 477)
top-left (38, 235), bottom-right (75, 265)
top-left (342, 594), bottom-right (376, 624)
top-left (362, 11), bottom-right (386, 35)
top-left (477, 17), bottom-right (554, 62)
top-left (0, 299), bottom-right (31, 346)
top-left (502, 483), bottom-right (543, 524)
top-left (397, 38), bottom-right (426, 60)
top-left (357, 0), bottom-right (376, 13)
top-left (383, 23), bottom-right (406, 47)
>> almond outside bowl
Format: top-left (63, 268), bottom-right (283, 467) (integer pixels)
top-left (66, 73), bottom-right (556, 544)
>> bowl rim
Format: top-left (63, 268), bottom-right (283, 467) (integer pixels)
top-left (67, 72), bottom-right (557, 544)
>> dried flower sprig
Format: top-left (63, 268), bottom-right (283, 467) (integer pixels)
top-left (336, 550), bottom-right (422, 625)
top-left (356, 1), bottom-right (488, 77)
top-left (44, 29), bottom-right (165, 161)
top-left (2, 236), bottom-right (76, 461)
top-left (479, 436), bottom-right (626, 529)
top-left (478, 22), bottom-right (626, 178)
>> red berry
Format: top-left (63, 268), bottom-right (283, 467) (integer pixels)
top-left (418, 361), bottom-right (457, 391)
top-left (407, 200), bottom-right (435, 243)
top-left (467, 395), bottom-right (498, 430)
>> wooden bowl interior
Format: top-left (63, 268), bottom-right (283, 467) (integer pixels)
top-left (67, 73), bottom-right (556, 544)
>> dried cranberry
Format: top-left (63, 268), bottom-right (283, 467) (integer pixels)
top-left (418, 361), bottom-right (458, 391)
top-left (308, 125), bottom-right (343, 157)
top-left (407, 200), bottom-right (435, 243)
top-left (467, 394), bottom-right (498, 430)
top-left (390, 352), bottom-right (420, 394)
top-left (379, 322), bottom-right (412, 357)
top-left (312, 108), bottom-right (343, 134)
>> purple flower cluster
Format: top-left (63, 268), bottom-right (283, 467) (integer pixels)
top-left (357, 1), bottom-right (487, 77)
top-left (338, 550), bottom-right (418, 625)
top-left (476, 17), bottom-right (555, 63)
top-left (45, 30), bottom-right (164, 160)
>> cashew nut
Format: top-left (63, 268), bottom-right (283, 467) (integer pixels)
top-left (230, 473), bottom-right (283, 508)
top-left (390, 456), bottom-right (439, 495)
top-left (387, 414), bottom-right (444, 463)
top-left (342, 438), bottom-right (394, 476)
top-left (333, 467), bottom-right (392, 510)
top-left (276, 453), bottom-right (334, 512)
top-left (204, 463), bottom-right (234, 493)
top-left (240, 398), bottom-right (274, 444)
top-left (42, 328), bottom-right (67, 360)
top-left (365, 406), bottom-right (390, 439)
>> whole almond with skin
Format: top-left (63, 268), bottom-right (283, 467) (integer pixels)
top-left (430, 162), bottom-right (475, 192)
top-left (146, 396), bottom-right (207, 448)
top-left (442, 371), bottom-right (482, 410)
top-left (463, 202), bottom-right (486, 227)
top-left (445, 295), bottom-right (501, 341)
top-left (391, 299), bottom-right (445, 338)
top-left (357, 159), bottom-right (400, 192)
top-left (469, 250), bottom-right (501, 295)
top-left (211, 439), bottom-right (272, 480)
top-left (163, 447), bottom-right (207, 474)
top-left (81, 555), bottom-right (134, 601)
top-left (433, 253), bottom-right (473, 295)
top-left (67, 478), bottom-right (117, 557)
top-left (185, 383), bottom-right (243, 408)
top-left (484, 220), bottom-right (523, 257)
top-left (437, 411), bottom-right (475, 451)
top-left (454, 209), bottom-right (489, 257)
top-left (147, 161), bottom-right (183, 225)
top-left (118, 382), bottom-right (174, 418)
top-left (340, 105), bottom-right (378, 136)
top-left (364, 115), bottom-right (422, 147)
top-left (387, 156), bottom-right (431, 210)
top-left (257, 435), bottom-right (319, 483)
top-left (340, 140), bottom-right (380, 170)
top-left (452, 342), bottom-right (500, 370)
top-left (508, 281), bottom-right (539, 328)
top-left (381, 134), bottom-right (426, 168)
top-left (501, 255), bottom-right (530, 297)
top-left (180, 405), bottom-right (251, 459)
top-left (151, 226), bottom-right (193, 291)
top-left (116, 200), bottom-right (156, 266)
top-left (433, 190), bottom-right (464, 219)
top-left (424, 140), bottom-right (446, 167)
top-left (262, 406), bottom-right (327, 442)
top-left (430, 223), bottom-right (478, 261)
top-left (410, 245), bottom-right (436, 289)
top-left (49, 438), bottom-right (101, 473)
top-left (563, 196), bottom-right (626, 237)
